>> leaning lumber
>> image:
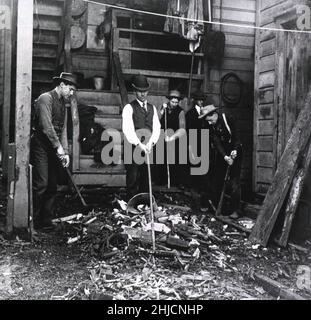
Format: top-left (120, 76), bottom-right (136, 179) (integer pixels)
top-left (253, 273), bottom-right (305, 300)
top-left (277, 137), bottom-right (311, 247)
top-left (250, 87), bottom-right (311, 246)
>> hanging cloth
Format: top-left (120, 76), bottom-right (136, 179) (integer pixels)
top-left (186, 0), bottom-right (204, 52)
top-left (164, 0), bottom-right (189, 37)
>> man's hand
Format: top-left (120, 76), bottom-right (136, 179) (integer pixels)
top-left (57, 145), bottom-right (65, 156)
top-left (138, 142), bottom-right (149, 154)
top-left (224, 156), bottom-right (234, 166)
top-left (165, 135), bottom-right (175, 143)
top-left (145, 141), bottom-right (154, 154)
top-left (62, 155), bottom-right (70, 168)
top-left (230, 150), bottom-right (238, 160)
top-left (160, 103), bottom-right (168, 115)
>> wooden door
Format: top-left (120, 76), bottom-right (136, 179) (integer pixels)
top-left (276, 31), bottom-right (311, 163)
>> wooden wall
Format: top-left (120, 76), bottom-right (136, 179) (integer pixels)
top-left (208, 0), bottom-right (256, 195)
top-left (253, 0), bottom-right (309, 195)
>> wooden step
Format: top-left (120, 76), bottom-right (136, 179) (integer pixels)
top-left (33, 29), bottom-right (60, 45)
top-left (34, 1), bottom-right (64, 17)
top-left (72, 172), bottom-right (126, 187)
top-left (33, 45), bottom-right (57, 58)
top-left (77, 90), bottom-right (123, 106)
top-left (33, 16), bottom-right (62, 31)
top-left (95, 116), bottom-right (122, 131)
top-left (91, 105), bottom-right (120, 116)
top-left (79, 157), bottom-right (125, 174)
top-left (32, 58), bottom-right (56, 71)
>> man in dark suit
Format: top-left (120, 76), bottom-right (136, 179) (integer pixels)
top-left (199, 102), bottom-right (243, 219)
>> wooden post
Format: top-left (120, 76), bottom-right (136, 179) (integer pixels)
top-left (64, 0), bottom-right (72, 73)
top-left (70, 93), bottom-right (80, 172)
top-left (6, 143), bottom-right (15, 234)
top-left (250, 86), bottom-right (311, 246)
top-left (13, 0), bottom-right (33, 229)
top-left (0, 0), bottom-right (12, 181)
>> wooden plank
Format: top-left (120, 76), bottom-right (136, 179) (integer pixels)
top-left (250, 86), bottom-right (311, 246)
top-left (71, 93), bottom-right (80, 171)
top-left (6, 143), bottom-right (15, 234)
top-left (253, 273), bottom-right (305, 300)
top-left (257, 137), bottom-right (274, 151)
top-left (277, 137), bottom-right (311, 247)
top-left (258, 120), bottom-right (274, 135)
top-left (72, 173), bottom-right (126, 186)
top-left (260, 39), bottom-right (276, 57)
top-left (259, 71), bottom-right (275, 88)
top-left (1, 2), bottom-right (12, 181)
top-left (13, 0), bottom-right (33, 229)
top-left (259, 88), bottom-right (274, 104)
top-left (258, 104), bottom-right (274, 120)
top-left (64, 0), bottom-right (72, 72)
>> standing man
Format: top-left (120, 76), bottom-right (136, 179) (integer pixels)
top-left (199, 102), bottom-right (243, 219)
top-left (31, 72), bottom-right (77, 229)
top-left (185, 90), bottom-right (205, 189)
top-left (122, 75), bottom-right (161, 200)
top-left (157, 90), bottom-right (186, 187)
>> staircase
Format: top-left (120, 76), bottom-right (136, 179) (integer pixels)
top-left (32, 0), bottom-right (65, 99)
top-left (74, 90), bottom-right (126, 187)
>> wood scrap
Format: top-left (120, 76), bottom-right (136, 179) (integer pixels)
top-left (253, 273), bottom-right (306, 300)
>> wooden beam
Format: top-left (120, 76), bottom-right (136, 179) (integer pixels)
top-left (250, 86), bottom-right (311, 246)
top-left (64, 0), bottom-right (72, 73)
top-left (113, 51), bottom-right (129, 108)
top-left (253, 273), bottom-right (305, 300)
top-left (70, 93), bottom-right (80, 172)
top-left (13, 0), bottom-right (33, 229)
top-left (0, 1), bottom-right (12, 181)
top-left (277, 136), bottom-right (311, 247)
top-left (6, 143), bottom-right (15, 234)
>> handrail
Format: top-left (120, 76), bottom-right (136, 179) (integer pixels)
top-left (112, 50), bottom-right (129, 108)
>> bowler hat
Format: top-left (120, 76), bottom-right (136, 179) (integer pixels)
top-left (166, 90), bottom-right (183, 100)
top-left (191, 90), bottom-right (205, 100)
top-left (198, 104), bottom-right (219, 119)
top-left (132, 75), bottom-right (150, 91)
top-left (53, 72), bottom-right (78, 87)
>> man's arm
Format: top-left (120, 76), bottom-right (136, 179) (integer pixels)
top-left (149, 105), bottom-right (161, 146)
top-left (122, 104), bottom-right (141, 146)
top-left (36, 93), bottom-right (62, 149)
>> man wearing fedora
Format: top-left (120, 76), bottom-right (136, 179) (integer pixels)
top-left (122, 75), bottom-right (161, 200)
top-left (199, 100), bottom-right (243, 219)
top-left (31, 72), bottom-right (77, 229)
top-left (156, 90), bottom-right (186, 187)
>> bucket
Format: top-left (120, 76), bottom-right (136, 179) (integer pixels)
top-left (93, 76), bottom-right (105, 90)
top-left (126, 193), bottom-right (158, 215)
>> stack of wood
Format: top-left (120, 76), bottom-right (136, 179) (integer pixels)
top-left (250, 86), bottom-right (311, 247)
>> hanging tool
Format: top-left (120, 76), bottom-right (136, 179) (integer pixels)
top-left (146, 152), bottom-right (156, 253)
top-left (164, 107), bottom-right (171, 189)
top-left (216, 164), bottom-right (231, 217)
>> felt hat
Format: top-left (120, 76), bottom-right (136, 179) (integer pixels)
top-left (166, 90), bottom-right (183, 100)
top-left (198, 104), bottom-right (219, 119)
top-left (191, 90), bottom-right (205, 100)
top-left (131, 75), bottom-right (150, 91)
top-left (53, 72), bottom-right (78, 87)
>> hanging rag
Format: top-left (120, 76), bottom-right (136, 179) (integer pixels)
top-left (164, 0), bottom-right (189, 37)
top-left (186, 0), bottom-right (204, 52)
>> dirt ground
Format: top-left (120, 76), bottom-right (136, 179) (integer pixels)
top-left (1, 177), bottom-right (311, 301)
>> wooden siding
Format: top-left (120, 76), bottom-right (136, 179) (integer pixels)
top-left (254, 0), bottom-right (310, 194)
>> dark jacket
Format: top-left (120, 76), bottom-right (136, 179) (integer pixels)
top-left (32, 89), bottom-right (68, 152)
top-left (208, 112), bottom-right (242, 158)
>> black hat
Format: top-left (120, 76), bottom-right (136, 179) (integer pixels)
top-left (191, 90), bottom-right (205, 100)
top-left (53, 72), bottom-right (78, 87)
top-left (132, 75), bottom-right (150, 91)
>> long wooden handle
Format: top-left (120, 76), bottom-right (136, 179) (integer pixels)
top-left (164, 108), bottom-right (171, 189)
top-left (65, 167), bottom-right (88, 207)
top-left (146, 152), bottom-right (156, 252)
top-left (216, 165), bottom-right (231, 217)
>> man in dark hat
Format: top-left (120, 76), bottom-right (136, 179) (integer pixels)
top-left (156, 90), bottom-right (186, 187)
top-left (122, 75), bottom-right (161, 200)
top-left (185, 90), bottom-right (205, 191)
top-left (31, 72), bottom-right (77, 230)
top-left (199, 101), bottom-right (243, 219)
